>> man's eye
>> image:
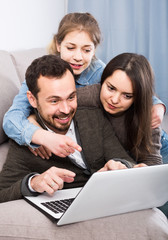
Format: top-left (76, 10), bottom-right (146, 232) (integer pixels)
top-left (69, 95), bottom-right (76, 100)
top-left (51, 100), bottom-right (58, 104)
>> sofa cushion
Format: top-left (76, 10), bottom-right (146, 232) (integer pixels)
top-left (11, 48), bottom-right (47, 83)
top-left (0, 50), bottom-right (21, 144)
top-left (0, 200), bottom-right (168, 240)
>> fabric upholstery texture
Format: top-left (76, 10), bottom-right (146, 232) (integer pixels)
top-left (0, 200), bottom-right (168, 240)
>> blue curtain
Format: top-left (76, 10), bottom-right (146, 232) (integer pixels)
top-left (68, 0), bottom-right (168, 108)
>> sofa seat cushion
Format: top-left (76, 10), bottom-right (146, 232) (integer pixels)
top-left (0, 200), bottom-right (168, 240)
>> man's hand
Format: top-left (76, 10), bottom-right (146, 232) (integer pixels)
top-left (151, 104), bottom-right (165, 128)
top-left (30, 129), bottom-right (82, 159)
top-left (30, 167), bottom-right (76, 195)
top-left (98, 160), bottom-right (127, 172)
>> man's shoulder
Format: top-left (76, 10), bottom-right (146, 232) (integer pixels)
top-left (7, 139), bottom-right (30, 159)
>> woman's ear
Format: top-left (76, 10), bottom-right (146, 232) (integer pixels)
top-left (27, 91), bottom-right (37, 108)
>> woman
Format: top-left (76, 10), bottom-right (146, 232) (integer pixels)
top-left (77, 53), bottom-right (164, 165)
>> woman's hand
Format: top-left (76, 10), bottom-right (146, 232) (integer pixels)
top-left (98, 159), bottom-right (127, 172)
top-left (133, 163), bottom-right (147, 168)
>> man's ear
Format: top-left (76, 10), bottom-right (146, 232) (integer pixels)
top-left (27, 91), bottom-right (37, 108)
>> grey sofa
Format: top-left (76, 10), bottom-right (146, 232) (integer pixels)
top-left (0, 48), bottom-right (168, 240)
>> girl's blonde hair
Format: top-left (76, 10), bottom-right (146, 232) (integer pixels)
top-left (48, 12), bottom-right (102, 55)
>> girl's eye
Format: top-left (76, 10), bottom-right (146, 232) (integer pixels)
top-left (67, 47), bottom-right (74, 50)
top-left (84, 49), bottom-right (91, 53)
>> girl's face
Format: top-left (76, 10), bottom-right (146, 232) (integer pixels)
top-left (56, 30), bottom-right (95, 75)
top-left (100, 70), bottom-right (134, 115)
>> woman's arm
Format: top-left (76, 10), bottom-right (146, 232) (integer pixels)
top-left (137, 127), bottom-right (162, 166)
top-left (77, 84), bottom-right (101, 107)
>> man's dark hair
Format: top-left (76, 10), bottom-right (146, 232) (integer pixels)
top-left (25, 54), bottom-right (74, 98)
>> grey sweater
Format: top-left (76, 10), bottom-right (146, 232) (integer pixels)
top-left (77, 84), bottom-right (162, 166)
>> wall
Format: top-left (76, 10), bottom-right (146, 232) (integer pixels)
top-left (0, 0), bottom-right (67, 51)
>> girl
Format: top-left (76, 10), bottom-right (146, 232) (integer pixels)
top-left (3, 12), bottom-right (105, 157)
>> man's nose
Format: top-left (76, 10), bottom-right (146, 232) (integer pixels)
top-left (59, 101), bottom-right (70, 114)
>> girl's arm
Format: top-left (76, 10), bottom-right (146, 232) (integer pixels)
top-left (3, 80), bottom-right (40, 147)
top-left (152, 96), bottom-right (166, 128)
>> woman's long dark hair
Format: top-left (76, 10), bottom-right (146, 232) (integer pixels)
top-left (101, 53), bottom-right (154, 160)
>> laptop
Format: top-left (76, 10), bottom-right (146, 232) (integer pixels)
top-left (24, 164), bottom-right (168, 226)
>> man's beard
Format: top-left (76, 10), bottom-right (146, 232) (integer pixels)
top-left (46, 113), bottom-right (72, 133)
top-left (38, 110), bottom-right (76, 134)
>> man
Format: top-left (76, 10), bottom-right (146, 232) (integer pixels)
top-left (0, 55), bottom-right (135, 202)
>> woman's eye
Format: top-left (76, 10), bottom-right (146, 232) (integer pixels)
top-left (124, 94), bottom-right (133, 99)
top-left (107, 85), bottom-right (115, 91)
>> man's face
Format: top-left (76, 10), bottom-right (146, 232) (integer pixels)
top-left (33, 70), bottom-right (77, 134)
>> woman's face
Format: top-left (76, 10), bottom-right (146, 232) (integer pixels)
top-left (56, 30), bottom-right (95, 75)
top-left (100, 70), bottom-right (134, 115)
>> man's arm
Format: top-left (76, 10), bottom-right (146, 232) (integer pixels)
top-left (0, 140), bottom-right (76, 202)
top-left (0, 141), bottom-right (33, 203)
top-left (30, 167), bottom-right (75, 195)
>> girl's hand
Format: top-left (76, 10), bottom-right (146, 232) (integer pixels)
top-left (151, 104), bottom-right (165, 128)
top-left (30, 129), bottom-right (82, 159)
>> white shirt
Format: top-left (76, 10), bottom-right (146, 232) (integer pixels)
top-left (66, 121), bottom-right (86, 169)
top-left (41, 117), bottom-right (86, 169)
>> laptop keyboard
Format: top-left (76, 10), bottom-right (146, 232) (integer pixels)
top-left (41, 198), bottom-right (75, 214)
